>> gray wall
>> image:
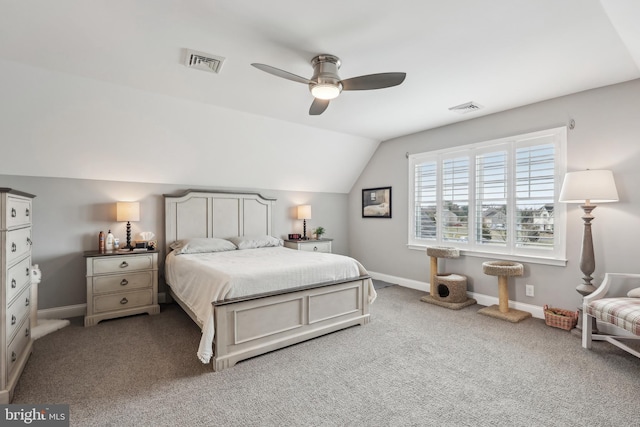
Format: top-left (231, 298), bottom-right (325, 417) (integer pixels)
top-left (0, 175), bottom-right (348, 310)
top-left (349, 78), bottom-right (640, 311)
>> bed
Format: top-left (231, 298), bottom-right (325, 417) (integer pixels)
top-left (164, 190), bottom-right (376, 371)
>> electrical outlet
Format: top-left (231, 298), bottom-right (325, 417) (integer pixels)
top-left (525, 284), bottom-right (535, 297)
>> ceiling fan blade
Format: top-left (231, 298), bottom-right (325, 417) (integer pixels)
top-left (341, 72), bottom-right (406, 91)
top-left (309, 98), bottom-right (330, 115)
top-left (251, 63), bottom-right (312, 85)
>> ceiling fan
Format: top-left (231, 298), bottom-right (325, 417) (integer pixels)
top-left (251, 54), bottom-right (406, 115)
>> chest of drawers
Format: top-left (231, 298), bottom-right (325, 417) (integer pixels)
top-left (84, 250), bottom-right (160, 326)
top-left (0, 188), bottom-right (34, 403)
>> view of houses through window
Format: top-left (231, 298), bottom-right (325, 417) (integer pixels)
top-left (409, 127), bottom-right (566, 259)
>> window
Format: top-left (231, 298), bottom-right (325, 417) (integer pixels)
top-left (409, 127), bottom-right (567, 261)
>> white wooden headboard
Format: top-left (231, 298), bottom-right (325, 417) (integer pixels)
top-left (164, 190), bottom-right (276, 252)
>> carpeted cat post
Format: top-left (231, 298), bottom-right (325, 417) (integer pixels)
top-left (420, 246), bottom-right (476, 309)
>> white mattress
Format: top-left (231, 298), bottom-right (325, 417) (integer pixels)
top-left (165, 246), bottom-right (376, 363)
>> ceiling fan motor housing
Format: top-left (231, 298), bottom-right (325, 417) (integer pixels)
top-left (309, 54), bottom-right (343, 99)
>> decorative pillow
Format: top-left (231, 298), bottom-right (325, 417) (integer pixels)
top-left (227, 235), bottom-right (283, 250)
top-left (170, 238), bottom-right (237, 255)
top-left (627, 287), bottom-right (640, 298)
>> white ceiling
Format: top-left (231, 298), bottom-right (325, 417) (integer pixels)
top-left (1, 0), bottom-right (639, 191)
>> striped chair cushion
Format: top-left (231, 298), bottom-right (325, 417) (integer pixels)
top-left (586, 298), bottom-right (640, 336)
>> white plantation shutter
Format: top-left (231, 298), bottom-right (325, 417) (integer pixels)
top-left (475, 150), bottom-right (507, 247)
top-left (515, 143), bottom-right (556, 249)
top-left (441, 156), bottom-right (469, 243)
top-left (413, 160), bottom-right (437, 240)
top-left (409, 127), bottom-right (566, 260)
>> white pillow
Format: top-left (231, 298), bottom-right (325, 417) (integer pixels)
top-left (227, 235), bottom-right (283, 250)
top-left (170, 238), bottom-right (237, 255)
top-left (627, 287), bottom-right (640, 298)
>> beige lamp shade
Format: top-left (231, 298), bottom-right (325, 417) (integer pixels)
top-left (116, 202), bottom-right (140, 222)
top-left (559, 170), bottom-right (619, 204)
top-left (297, 205), bottom-right (312, 220)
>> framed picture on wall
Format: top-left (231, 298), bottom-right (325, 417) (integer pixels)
top-left (362, 187), bottom-right (392, 218)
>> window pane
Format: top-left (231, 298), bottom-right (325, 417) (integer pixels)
top-left (515, 144), bottom-right (555, 249)
top-left (442, 157), bottom-right (469, 243)
top-left (414, 161), bottom-right (437, 239)
top-left (476, 151), bottom-right (507, 246)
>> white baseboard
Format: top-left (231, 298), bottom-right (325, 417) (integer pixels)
top-left (369, 271), bottom-right (545, 320)
top-left (37, 292), bottom-right (169, 320)
top-left (37, 282), bottom-right (546, 323)
top-left (37, 304), bottom-right (86, 320)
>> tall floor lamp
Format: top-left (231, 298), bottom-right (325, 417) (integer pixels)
top-left (559, 170), bottom-right (618, 296)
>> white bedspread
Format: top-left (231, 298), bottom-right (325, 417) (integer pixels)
top-left (165, 247), bottom-right (376, 363)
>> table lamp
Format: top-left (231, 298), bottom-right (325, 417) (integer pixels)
top-left (116, 202), bottom-right (140, 250)
top-left (297, 205), bottom-right (312, 240)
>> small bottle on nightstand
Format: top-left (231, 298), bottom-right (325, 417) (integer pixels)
top-left (106, 230), bottom-right (115, 251)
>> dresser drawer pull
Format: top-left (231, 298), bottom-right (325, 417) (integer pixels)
top-left (25, 297), bottom-right (29, 306)
top-left (11, 207), bottom-right (17, 217)
top-left (11, 242), bottom-right (17, 252)
top-left (25, 208), bottom-right (30, 217)
top-left (25, 328), bottom-right (30, 337)
top-left (120, 297), bottom-right (128, 305)
top-left (27, 237), bottom-right (32, 245)
top-left (11, 315), bottom-right (16, 325)
top-left (26, 267), bottom-right (30, 276)
top-left (11, 351), bottom-right (17, 362)
top-left (11, 278), bottom-right (16, 288)
top-left (313, 246), bottom-right (318, 251)
top-left (120, 279), bottom-right (129, 286)
top-left (120, 261), bottom-right (129, 268)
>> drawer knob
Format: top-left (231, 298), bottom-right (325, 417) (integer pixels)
top-left (11, 242), bottom-right (17, 252)
top-left (25, 328), bottom-right (30, 337)
top-left (27, 237), bottom-right (32, 245)
top-left (25, 208), bottom-right (30, 217)
top-left (120, 297), bottom-right (128, 305)
top-left (11, 315), bottom-right (16, 325)
top-left (11, 207), bottom-right (17, 218)
top-left (120, 261), bottom-right (129, 268)
top-left (25, 297), bottom-right (29, 306)
top-left (26, 267), bottom-right (30, 276)
top-left (11, 278), bottom-right (16, 288)
top-left (11, 351), bottom-right (17, 362)
top-left (313, 246), bottom-right (318, 251)
top-left (120, 279), bottom-right (129, 286)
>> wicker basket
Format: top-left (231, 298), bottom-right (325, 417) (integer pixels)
top-left (543, 305), bottom-right (578, 331)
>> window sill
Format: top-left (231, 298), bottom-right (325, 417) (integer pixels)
top-left (407, 244), bottom-right (567, 267)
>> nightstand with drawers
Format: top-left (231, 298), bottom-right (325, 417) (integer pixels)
top-left (84, 250), bottom-right (160, 327)
top-left (284, 239), bottom-right (333, 253)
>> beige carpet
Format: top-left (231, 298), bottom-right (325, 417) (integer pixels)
top-left (13, 286), bottom-right (640, 426)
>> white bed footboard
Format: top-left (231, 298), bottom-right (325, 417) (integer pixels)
top-left (212, 277), bottom-right (371, 371)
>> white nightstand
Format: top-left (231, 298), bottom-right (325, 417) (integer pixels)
top-left (284, 239), bottom-right (332, 253)
top-left (84, 250), bottom-right (160, 326)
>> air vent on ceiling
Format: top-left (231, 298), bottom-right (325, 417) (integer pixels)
top-left (184, 49), bottom-right (225, 74)
top-left (448, 101), bottom-right (483, 114)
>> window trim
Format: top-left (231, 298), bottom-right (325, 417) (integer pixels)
top-left (408, 127), bottom-right (567, 265)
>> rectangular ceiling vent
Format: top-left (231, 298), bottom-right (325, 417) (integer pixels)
top-left (448, 101), bottom-right (483, 114)
top-left (184, 49), bottom-right (225, 74)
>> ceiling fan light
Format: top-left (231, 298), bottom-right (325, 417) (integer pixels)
top-left (311, 84), bottom-right (341, 100)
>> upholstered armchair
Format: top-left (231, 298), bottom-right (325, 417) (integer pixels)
top-left (582, 273), bottom-right (640, 358)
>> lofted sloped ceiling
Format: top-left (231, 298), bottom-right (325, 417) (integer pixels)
top-left (0, 0), bottom-right (639, 193)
